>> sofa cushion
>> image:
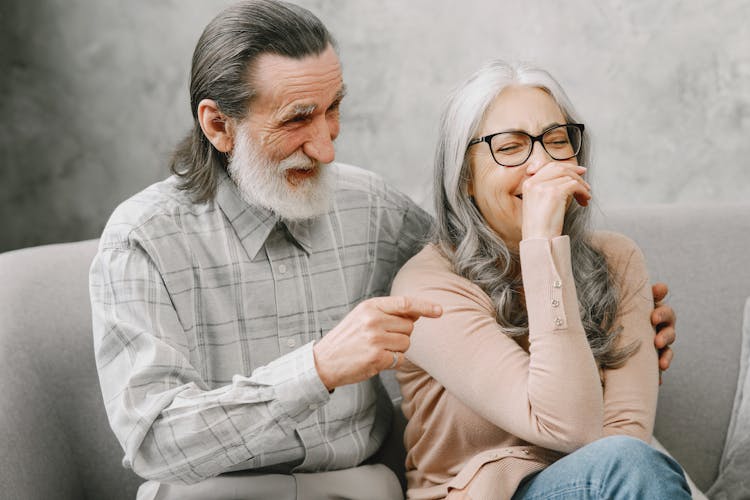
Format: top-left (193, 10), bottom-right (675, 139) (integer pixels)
top-left (708, 297), bottom-right (750, 499)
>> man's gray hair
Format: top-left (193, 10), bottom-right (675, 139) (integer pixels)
top-left (170, 0), bottom-right (337, 202)
top-left (433, 60), bottom-right (638, 369)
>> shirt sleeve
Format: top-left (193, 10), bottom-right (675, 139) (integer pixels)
top-left (396, 195), bottom-right (434, 268)
top-left (90, 238), bottom-right (330, 485)
top-left (599, 236), bottom-right (659, 441)
top-left (396, 237), bottom-right (603, 454)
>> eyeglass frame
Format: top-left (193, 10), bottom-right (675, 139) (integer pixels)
top-left (467, 123), bottom-right (585, 167)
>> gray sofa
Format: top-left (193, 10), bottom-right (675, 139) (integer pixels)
top-left (1, 203), bottom-right (748, 499)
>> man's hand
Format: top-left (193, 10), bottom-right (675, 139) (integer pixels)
top-left (651, 282), bottom-right (676, 384)
top-left (313, 296), bottom-right (442, 391)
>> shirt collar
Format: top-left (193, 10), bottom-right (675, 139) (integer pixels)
top-left (285, 218), bottom-right (314, 255)
top-left (214, 168), bottom-right (314, 259)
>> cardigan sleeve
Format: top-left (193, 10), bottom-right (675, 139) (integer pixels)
top-left (596, 232), bottom-right (659, 441)
top-left (394, 237), bottom-right (603, 454)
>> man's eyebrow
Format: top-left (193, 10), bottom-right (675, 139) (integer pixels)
top-left (283, 103), bottom-right (317, 122)
top-left (333, 84), bottom-right (347, 103)
top-left (279, 85), bottom-right (347, 123)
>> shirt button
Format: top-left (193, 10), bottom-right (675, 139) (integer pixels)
top-left (551, 299), bottom-right (560, 308)
top-left (278, 264), bottom-right (288, 274)
top-left (489, 453), bottom-right (500, 459)
top-left (286, 338), bottom-right (296, 347)
top-left (553, 280), bottom-right (562, 288)
top-left (554, 317), bottom-right (564, 327)
top-left (523, 449), bottom-right (530, 455)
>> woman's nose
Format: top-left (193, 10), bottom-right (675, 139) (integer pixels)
top-left (524, 140), bottom-right (552, 175)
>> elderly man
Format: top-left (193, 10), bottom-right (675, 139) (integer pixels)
top-left (90, 1), bottom-right (677, 499)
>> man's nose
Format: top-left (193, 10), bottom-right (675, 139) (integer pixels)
top-left (303, 116), bottom-right (336, 164)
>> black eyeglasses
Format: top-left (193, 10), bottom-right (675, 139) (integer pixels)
top-left (467, 123), bottom-right (585, 167)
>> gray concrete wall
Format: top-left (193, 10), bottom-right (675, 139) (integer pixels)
top-left (1, 0), bottom-right (748, 252)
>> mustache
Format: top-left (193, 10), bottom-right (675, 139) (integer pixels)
top-left (278, 152), bottom-right (319, 172)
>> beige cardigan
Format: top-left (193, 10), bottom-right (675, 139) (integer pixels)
top-left (392, 233), bottom-right (659, 500)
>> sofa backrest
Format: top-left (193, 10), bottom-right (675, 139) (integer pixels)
top-left (594, 202), bottom-right (750, 491)
top-left (0, 239), bottom-right (142, 500)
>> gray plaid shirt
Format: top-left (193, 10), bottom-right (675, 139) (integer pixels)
top-left (90, 163), bottom-right (431, 484)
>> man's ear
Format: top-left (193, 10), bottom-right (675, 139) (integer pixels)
top-left (197, 99), bottom-right (234, 153)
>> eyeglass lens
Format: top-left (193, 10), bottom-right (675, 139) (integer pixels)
top-left (490, 125), bottom-right (582, 166)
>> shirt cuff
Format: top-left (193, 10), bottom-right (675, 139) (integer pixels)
top-left (520, 236), bottom-right (577, 334)
top-left (273, 341), bottom-right (331, 424)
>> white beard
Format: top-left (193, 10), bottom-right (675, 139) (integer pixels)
top-left (226, 124), bottom-right (334, 221)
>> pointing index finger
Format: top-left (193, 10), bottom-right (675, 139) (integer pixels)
top-left (375, 296), bottom-right (443, 319)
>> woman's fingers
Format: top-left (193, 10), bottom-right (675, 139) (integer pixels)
top-left (558, 177), bottom-right (592, 206)
top-left (521, 162), bottom-right (591, 239)
top-left (527, 163), bottom-right (588, 185)
top-left (523, 164), bottom-right (589, 198)
top-left (531, 174), bottom-right (591, 206)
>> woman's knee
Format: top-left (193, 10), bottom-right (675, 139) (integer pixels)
top-left (583, 435), bottom-right (689, 496)
top-left (589, 436), bottom-right (683, 481)
top-left (586, 435), bottom-right (652, 458)
top-left (584, 435), bottom-right (668, 470)
top-left (515, 436), bottom-right (690, 499)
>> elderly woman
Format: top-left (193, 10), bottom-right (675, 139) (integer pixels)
top-left (391, 61), bottom-right (691, 499)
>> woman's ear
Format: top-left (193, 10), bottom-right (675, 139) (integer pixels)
top-left (197, 99), bottom-right (234, 153)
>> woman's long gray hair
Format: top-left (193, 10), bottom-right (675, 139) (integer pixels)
top-left (433, 60), bottom-right (638, 369)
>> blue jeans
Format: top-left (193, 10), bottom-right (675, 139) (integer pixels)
top-left (512, 435), bottom-right (691, 499)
